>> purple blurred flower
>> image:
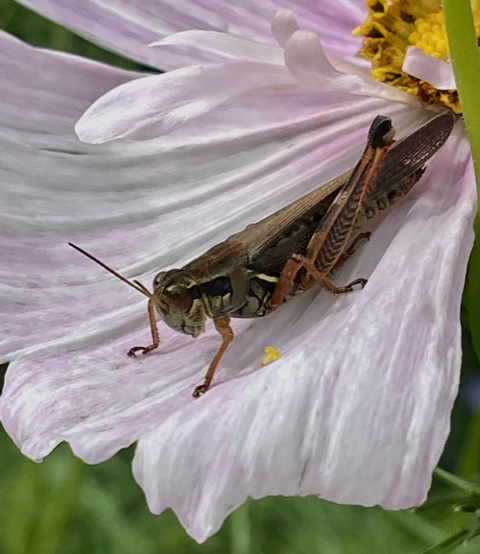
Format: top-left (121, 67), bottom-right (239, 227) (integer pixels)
top-left (0, 0), bottom-right (476, 542)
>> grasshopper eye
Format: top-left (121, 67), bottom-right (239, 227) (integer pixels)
top-left (153, 271), bottom-right (167, 288)
top-left (164, 285), bottom-right (194, 313)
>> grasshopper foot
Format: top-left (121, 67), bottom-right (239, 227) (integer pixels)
top-left (127, 344), bottom-right (158, 357)
top-left (192, 383), bottom-right (210, 398)
top-left (342, 277), bottom-right (368, 292)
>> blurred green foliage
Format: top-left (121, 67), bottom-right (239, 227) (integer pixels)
top-left (466, 240), bottom-right (480, 370)
top-left (2, 0), bottom-right (480, 552)
top-left (0, 0), bottom-right (141, 69)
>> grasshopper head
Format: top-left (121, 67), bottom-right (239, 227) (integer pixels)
top-left (152, 269), bottom-right (207, 337)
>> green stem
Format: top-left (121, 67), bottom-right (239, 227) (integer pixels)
top-left (443, 0), bottom-right (480, 380)
top-left (443, 0), bottom-right (480, 224)
top-left (434, 467), bottom-right (480, 496)
top-left (229, 502), bottom-right (251, 554)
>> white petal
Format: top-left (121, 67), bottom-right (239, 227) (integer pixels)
top-left (76, 27), bottom-right (418, 146)
top-left (284, 30), bottom-right (418, 106)
top-left (403, 46), bottom-right (456, 90)
top-left (150, 31), bottom-right (283, 64)
top-left (0, 31), bottom-right (143, 134)
top-left (75, 62), bottom-right (295, 143)
top-left (18, 0), bottom-right (367, 69)
top-left (271, 9), bottom-right (299, 48)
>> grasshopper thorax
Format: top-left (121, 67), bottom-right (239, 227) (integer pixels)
top-left (153, 269), bottom-right (208, 337)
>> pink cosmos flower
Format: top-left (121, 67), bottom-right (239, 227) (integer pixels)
top-left (1, 0), bottom-right (476, 543)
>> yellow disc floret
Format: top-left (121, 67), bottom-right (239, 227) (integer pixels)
top-left (352, 0), bottom-right (473, 112)
top-left (409, 12), bottom-right (448, 59)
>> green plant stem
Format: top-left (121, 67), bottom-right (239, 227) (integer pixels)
top-left (443, 0), bottom-right (480, 204)
top-left (443, 0), bottom-right (480, 383)
top-left (434, 467), bottom-right (480, 496)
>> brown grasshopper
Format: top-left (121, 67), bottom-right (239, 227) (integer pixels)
top-left (70, 111), bottom-right (454, 397)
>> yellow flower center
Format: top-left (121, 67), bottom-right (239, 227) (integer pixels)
top-left (353, 0), bottom-right (480, 113)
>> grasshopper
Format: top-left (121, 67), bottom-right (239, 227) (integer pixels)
top-left (70, 111), bottom-right (454, 397)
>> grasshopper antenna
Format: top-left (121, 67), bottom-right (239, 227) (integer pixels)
top-left (68, 242), bottom-right (164, 308)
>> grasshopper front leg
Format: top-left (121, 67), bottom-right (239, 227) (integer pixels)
top-left (192, 315), bottom-right (234, 397)
top-left (127, 298), bottom-right (161, 356)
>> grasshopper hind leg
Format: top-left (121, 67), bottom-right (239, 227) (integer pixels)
top-left (297, 232), bottom-right (371, 294)
top-left (269, 253), bottom-right (367, 311)
top-left (127, 299), bottom-right (160, 357)
top-left (333, 232), bottom-right (371, 270)
top-left (295, 255), bottom-right (368, 293)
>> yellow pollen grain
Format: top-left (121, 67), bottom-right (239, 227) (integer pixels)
top-left (261, 346), bottom-right (281, 366)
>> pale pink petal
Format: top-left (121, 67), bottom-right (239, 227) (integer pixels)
top-left (403, 46), bottom-right (456, 90)
top-left (271, 8), bottom-right (299, 48)
top-left (0, 31), bottom-right (143, 136)
top-left (284, 30), bottom-right (417, 105)
top-left (150, 31), bottom-right (283, 64)
top-left (132, 126), bottom-right (475, 541)
top-left (284, 30), bottom-right (339, 83)
top-left (76, 23), bottom-right (423, 147)
top-left (18, 0), bottom-right (367, 69)
top-left (75, 62), bottom-right (295, 143)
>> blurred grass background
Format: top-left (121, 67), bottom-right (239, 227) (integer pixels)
top-left (2, 0), bottom-right (480, 552)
